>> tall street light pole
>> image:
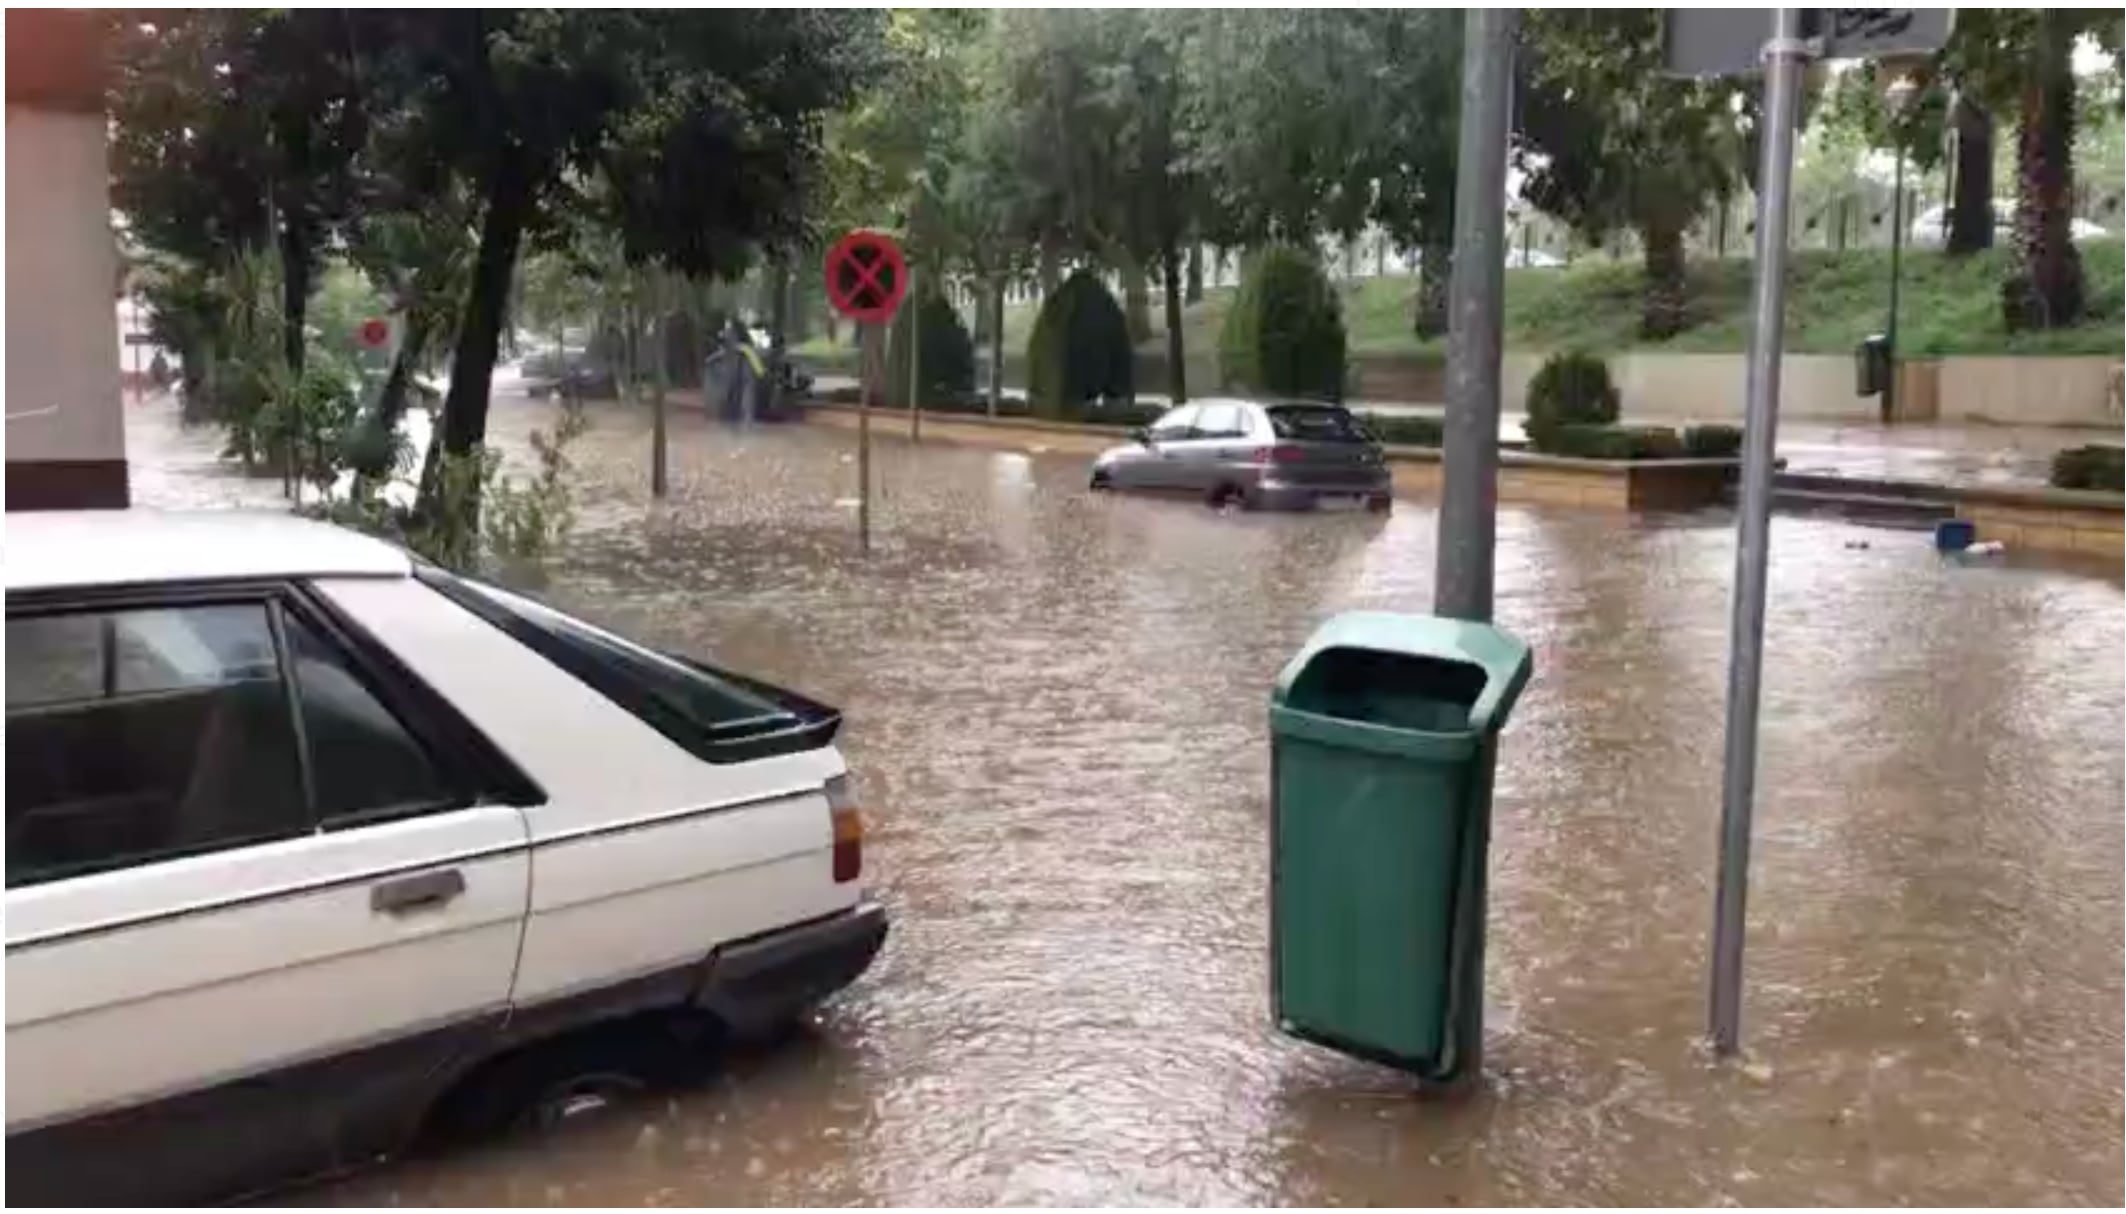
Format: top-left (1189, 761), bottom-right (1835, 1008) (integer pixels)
top-left (1881, 76), bottom-right (1915, 425)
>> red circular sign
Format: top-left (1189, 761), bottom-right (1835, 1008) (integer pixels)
top-left (824, 229), bottom-right (907, 323)
top-left (359, 317), bottom-right (390, 349)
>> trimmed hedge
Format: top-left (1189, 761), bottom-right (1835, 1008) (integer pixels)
top-left (1027, 270), bottom-right (1134, 416)
top-left (2051, 443), bottom-right (2125, 492)
top-left (1525, 350), bottom-right (1620, 452)
top-left (886, 290), bottom-right (975, 408)
top-left (1683, 424), bottom-right (1744, 458)
top-left (1543, 423), bottom-right (1685, 461)
top-left (1219, 246), bottom-right (1348, 401)
top-left (1362, 413), bottom-right (1445, 447)
top-left (806, 386), bottom-right (1161, 429)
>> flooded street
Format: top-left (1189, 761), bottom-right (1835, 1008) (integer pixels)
top-left (132, 396), bottom-right (2124, 1205)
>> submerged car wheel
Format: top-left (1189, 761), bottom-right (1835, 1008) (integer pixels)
top-left (1209, 484), bottom-right (1249, 513)
top-left (1089, 468), bottom-right (1112, 491)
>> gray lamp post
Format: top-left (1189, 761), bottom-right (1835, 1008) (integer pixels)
top-left (1881, 75), bottom-right (1917, 424)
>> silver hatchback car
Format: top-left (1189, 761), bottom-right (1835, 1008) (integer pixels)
top-left (1089, 399), bottom-right (1392, 512)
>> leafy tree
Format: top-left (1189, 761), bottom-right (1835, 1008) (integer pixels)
top-left (1517, 11), bottom-right (1751, 338)
top-left (356, 10), bottom-right (881, 490)
top-left (1218, 246), bottom-right (1347, 402)
top-left (1027, 270), bottom-right (1133, 415)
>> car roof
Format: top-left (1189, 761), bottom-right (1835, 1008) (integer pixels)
top-left (6, 509), bottom-right (412, 593)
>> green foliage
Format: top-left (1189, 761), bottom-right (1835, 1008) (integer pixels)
top-left (1360, 414), bottom-right (1444, 448)
top-left (2050, 444), bottom-right (2125, 492)
top-left (1525, 351), bottom-right (1620, 449)
top-left (1517, 11), bottom-right (1749, 337)
top-left (1218, 246), bottom-right (1348, 401)
top-left (487, 401), bottom-right (591, 565)
top-left (1683, 424), bottom-right (1745, 459)
top-left (886, 290), bottom-right (976, 407)
top-left (1027, 270), bottom-right (1134, 414)
top-left (1540, 424), bottom-right (1685, 461)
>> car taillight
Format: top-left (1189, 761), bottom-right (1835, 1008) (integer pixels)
top-left (1253, 444), bottom-right (1304, 465)
top-left (827, 774), bottom-right (863, 883)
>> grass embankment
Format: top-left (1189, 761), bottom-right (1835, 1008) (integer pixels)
top-left (794, 240), bottom-right (2125, 385)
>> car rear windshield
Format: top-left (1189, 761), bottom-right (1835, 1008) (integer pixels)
top-left (1267, 405), bottom-right (1367, 442)
top-left (417, 566), bottom-right (839, 764)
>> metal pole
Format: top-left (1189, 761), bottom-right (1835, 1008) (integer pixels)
top-left (859, 321), bottom-right (876, 553)
top-left (1709, 6), bottom-right (1809, 1058)
top-left (1883, 147), bottom-right (1906, 423)
top-left (908, 267), bottom-right (923, 444)
top-left (1434, 7), bottom-right (1516, 625)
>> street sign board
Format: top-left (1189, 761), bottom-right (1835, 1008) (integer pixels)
top-left (358, 317), bottom-right (390, 349)
top-left (824, 229), bottom-right (908, 324)
top-left (1666, 9), bottom-right (1951, 78)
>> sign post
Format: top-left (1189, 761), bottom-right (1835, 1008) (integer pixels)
top-left (1666, 8), bottom-right (1949, 1056)
top-left (824, 229), bottom-right (909, 554)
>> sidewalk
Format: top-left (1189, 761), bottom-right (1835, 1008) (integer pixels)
top-left (812, 373), bottom-right (2114, 492)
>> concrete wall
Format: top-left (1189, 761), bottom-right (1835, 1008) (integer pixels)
top-left (6, 105), bottom-right (126, 504)
top-left (1935, 356), bottom-right (2122, 427)
top-left (1498, 351), bottom-right (2123, 428)
top-left (1502, 351), bottom-right (1876, 423)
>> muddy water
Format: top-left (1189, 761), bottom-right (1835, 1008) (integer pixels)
top-left (130, 397), bottom-right (2124, 1205)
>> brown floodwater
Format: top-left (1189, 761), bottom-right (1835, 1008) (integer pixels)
top-left (128, 395), bottom-right (2124, 1205)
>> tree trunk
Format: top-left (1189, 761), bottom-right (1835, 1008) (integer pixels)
top-left (1947, 95), bottom-right (1996, 256)
top-left (278, 220), bottom-right (311, 375)
top-left (651, 299), bottom-right (669, 498)
top-left (1038, 231), bottom-right (1061, 296)
top-left (1639, 219), bottom-right (1689, 339)
top-left (1161, 236), bottom-right (1187, 404)
top-left (437, 155), bottom-right (536, 463)
top-left (988, 276), bottom-right (1005, 418)
top-left (1119, 254), bottom-right (1152, 344)
top-left (1185, 243), bottom-right (1203, 304)
top-left (2002, 13), bottom-right (2084, 330)
top-left (769, 258), bottom-right (791, 351)
top-left (1414, 240), bottom-right (1452, 340)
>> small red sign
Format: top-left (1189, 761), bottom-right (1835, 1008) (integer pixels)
top-left (824, 230), bottom-right (907, 323)
top-left (359, 317), bottom-right (390, 349)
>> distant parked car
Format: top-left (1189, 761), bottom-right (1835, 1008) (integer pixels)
top-left (1089, 399), bottom-right (1392, 513)
top-left (1909, 199), bottom-right (2111, 246)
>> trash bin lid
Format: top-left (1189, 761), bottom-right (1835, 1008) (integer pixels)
top-left (1272, 611), bottom-right (1532, 735)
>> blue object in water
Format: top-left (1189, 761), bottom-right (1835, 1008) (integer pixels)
top-left (1935, 519), bottom-right (1976, 552)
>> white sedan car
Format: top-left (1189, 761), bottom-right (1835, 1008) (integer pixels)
top-left (5, 510), bottom-right (886, 1205)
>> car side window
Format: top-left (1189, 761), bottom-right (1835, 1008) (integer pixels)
top-left (5, 604), bottom-right (309, 888)
top-left (281, 612), bottom-right (453, 827)
top-left (1194, 404), bottom-right (1245, 439)
top-left (1148, 405), bottom-right (1200, 442)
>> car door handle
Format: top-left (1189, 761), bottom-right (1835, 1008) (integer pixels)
top-left (371, 868), bottom-right (466, 915)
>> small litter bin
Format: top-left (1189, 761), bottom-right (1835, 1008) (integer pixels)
top-left (1856, 334), bottom-right (1891, 397)
top-left (1269, 611), bottom-right (1531, 1079)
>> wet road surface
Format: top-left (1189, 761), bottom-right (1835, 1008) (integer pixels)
top-left (129, 396), bottom-right (2124, 1205)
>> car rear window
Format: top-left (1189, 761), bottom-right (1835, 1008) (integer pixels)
top-left (417, 567), bottom-right (839, 764)
top-left (1268, 405), bottom-right (1367, 442)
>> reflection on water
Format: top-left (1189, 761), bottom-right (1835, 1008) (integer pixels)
top-left (128, 396), bottom-right (2124, 1205)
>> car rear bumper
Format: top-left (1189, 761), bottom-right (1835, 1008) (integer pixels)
top-left (1253, 481), bottom-right (1393, 513)
top-left (693, 902), bottom-right (888, 1034)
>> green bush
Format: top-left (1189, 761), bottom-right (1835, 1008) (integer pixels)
top-left (1525, 350), bottom-right (1621, 452)
top-left (1362, 413), bottom-right (1444, 447)
top-left (886, 289), bottom-right (975, 408)
top-left (1027, 270), bottom-right (1134, 416)
top-left (1683, 424), bottom-right (1744, 458)
top-left (2051, 443), bottom-right (2125, 492)
top-left (1543, 423), bottom-right (1685, 461)
top-left (1219, 246), bottom-right (1348, 401)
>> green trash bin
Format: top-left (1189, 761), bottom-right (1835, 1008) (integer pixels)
top-left (1269, 611), bottom-right (1532, 1080)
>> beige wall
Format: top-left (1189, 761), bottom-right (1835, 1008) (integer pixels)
top-left (6, 106), bottom-right (124, 465)
top-left (1936, 356), bottom-right (2121, 427)
top-left (1501, 351), bottom-right (2122, 428)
